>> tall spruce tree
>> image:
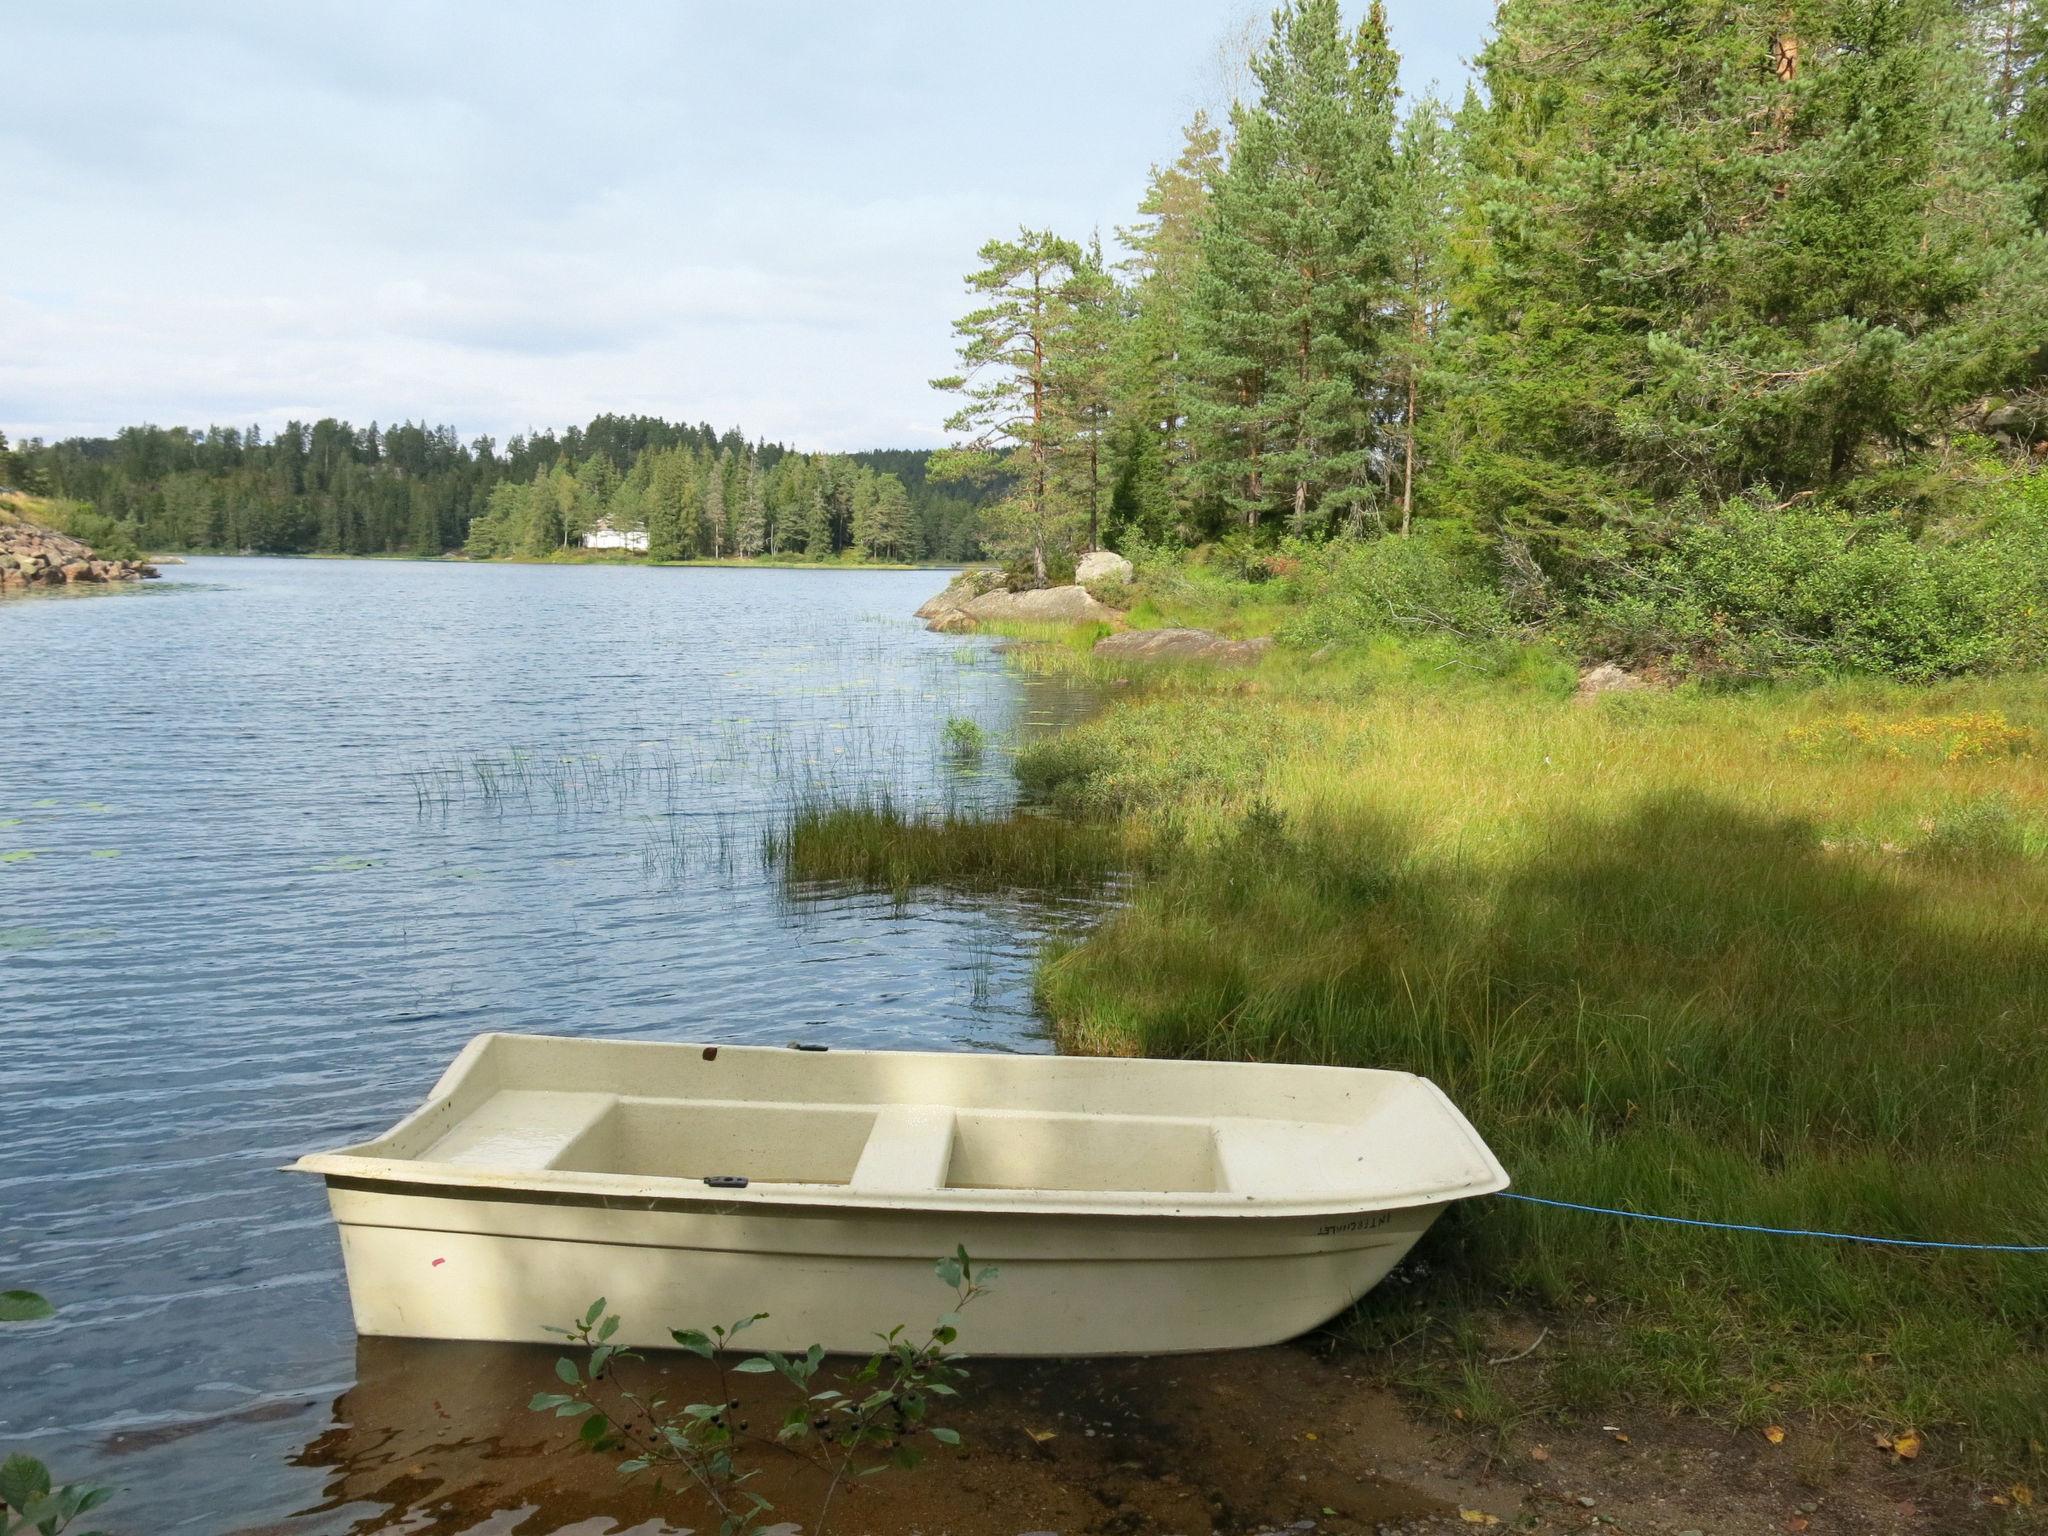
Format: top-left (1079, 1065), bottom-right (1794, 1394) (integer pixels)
top-left (1186, 0), bottom-right (1403, 536)
top-left (803, 484), bottom-right (833, 558)
top-left (700, 451), bottom-right (727, 558)
top-left (736, 451), bottom-right (768, 556)
top-left (933, 228), bottom-right (1085, 581)
top-left (1387, 90), bottom-right (1460, 535)
top-left (1446, 0), bottom-right (2048, 566)
top-left (1113, 112), bottom-right (1225, 535)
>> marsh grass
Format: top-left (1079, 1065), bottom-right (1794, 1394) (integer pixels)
top-left (768, 794), bottom-right (1125, 900)
top-left (795, 644), bottom-right (2048, 1475)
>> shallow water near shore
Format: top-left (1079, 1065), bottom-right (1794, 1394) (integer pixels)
top-left (0, 557), bottom-right (1114, 1531)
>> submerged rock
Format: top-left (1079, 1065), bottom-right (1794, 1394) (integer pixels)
top-left (1093, 628), bottom-right (1273, 666)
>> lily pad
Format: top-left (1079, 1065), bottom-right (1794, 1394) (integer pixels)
top-left (0, 927), bottom-right (55, 952)
top-left (1, 851), bottom-right (38, 864)
top-left (89, 849), bottom-right (122, 859)
top-left (311, 856), bottom-right (377, 872)
top-left (0, 1290), bottom-right (55, 1322)
top-left (0, 818), bottom-right (20, 829)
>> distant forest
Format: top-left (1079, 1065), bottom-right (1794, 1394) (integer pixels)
top-left (3, 417), bottom-right (986, 562)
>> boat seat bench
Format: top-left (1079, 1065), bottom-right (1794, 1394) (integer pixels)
top-left (422, 1090), bottom-right (617, 1170)
top-left (849, 1104), bottom-right (957, 1193)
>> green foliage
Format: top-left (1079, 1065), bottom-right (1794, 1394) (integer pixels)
top-left (1577, 487), bottom-right (2048, 679)
top-left (1443, 0), bottom-right (2048, 556)
top-left (531, 1251), bottom-right (994, 1535)
top-left (939, 715), bottom-right (988, 762)
top-left (26, 503), bottom-right (145, 563)
top-left (1278, 526), bottom-right (1514, 649)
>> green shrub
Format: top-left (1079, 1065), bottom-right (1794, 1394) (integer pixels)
top-left (39, 503), bottom-right (146, 563)
top-left (1578, 483), bottom-right (2048, 680)
top-left (1277, 525), bottom-right (1513, 650)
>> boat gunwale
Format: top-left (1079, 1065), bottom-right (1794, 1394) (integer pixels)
top-left (288, 1035), bottom-right (1510, 1221)
top-left (293, 1162), bottom-right (1503, 1221)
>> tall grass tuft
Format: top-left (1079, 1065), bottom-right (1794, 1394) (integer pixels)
top-left (768, 794), bottom-right (1127, 900)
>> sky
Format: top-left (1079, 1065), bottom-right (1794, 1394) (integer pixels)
top-left (4, 2), bottom-right (1494, 454)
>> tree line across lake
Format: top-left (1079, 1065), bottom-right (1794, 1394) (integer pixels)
top-left (1, 419), bottom-right (984, 565)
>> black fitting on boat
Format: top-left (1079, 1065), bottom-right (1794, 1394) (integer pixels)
top-left (703, 1175), bottom-right (749, 1189)
top-left (788, 1042), bottom-right (829, 1052)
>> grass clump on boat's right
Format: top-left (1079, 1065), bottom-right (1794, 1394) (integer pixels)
top-left (1016, 653), bottom-right (2048, 1477)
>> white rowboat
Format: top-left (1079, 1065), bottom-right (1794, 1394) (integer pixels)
top-left (292, 1033), bottom-right (1508, 1356)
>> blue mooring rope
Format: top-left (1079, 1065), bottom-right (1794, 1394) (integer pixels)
top-left (1494, 1192), bottom-right (2048, 1254)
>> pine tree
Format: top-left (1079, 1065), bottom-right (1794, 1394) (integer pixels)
top-left (1186, 0), bottom-right (1404, 536)
top-left (932, 228), bottom-right (1085, 582)
top-left (1446, 0), bottom-right (2048, 563)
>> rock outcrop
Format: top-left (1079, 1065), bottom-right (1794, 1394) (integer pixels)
top-left (915, 571), bottom-right (1119, 631)
top-left (962, 585), bottom-right (1120, 625)
top-left (0, 517), bottom-right (157, 591)
top-left (914, 570), bottom-right (1003, 631)
top-left (1092, 628), bottom-right (1273, 666)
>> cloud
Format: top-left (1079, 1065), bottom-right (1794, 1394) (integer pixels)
top-left (4, 2), bottom-right (1487, 451)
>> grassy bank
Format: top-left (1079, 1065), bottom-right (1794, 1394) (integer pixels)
top-left (780, 633), bottom-right (2048, 1480)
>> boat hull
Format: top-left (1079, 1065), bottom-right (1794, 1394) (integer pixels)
top-left (321, 1178), bottom-right (1442, 1356)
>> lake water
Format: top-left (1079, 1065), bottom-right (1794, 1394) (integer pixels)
top-left (0, 557), bottom-right (1101, 1532)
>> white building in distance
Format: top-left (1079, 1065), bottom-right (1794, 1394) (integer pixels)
top-left (582, 519), bottom-right (649, 553)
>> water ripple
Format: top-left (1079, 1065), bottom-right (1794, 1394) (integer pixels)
top-left (0, 558), bottom-right (1097, 1531)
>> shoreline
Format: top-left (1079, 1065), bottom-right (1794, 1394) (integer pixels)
top-left (154, 549), bottom-right (971, 573)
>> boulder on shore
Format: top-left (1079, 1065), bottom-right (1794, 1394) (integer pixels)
top-left (915, 571), bottom-right (1119, 631)
top-left (961, 585), bottom-right (1120, 626)
top-left (914, 570), bottom-right (1001, 630)
top-left (0, 511), bottom-right (157, 591)
top-left (1093, 628), bottom-right (1273, 666)
top-left (1075, 549), bottom-right (1135, 585)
